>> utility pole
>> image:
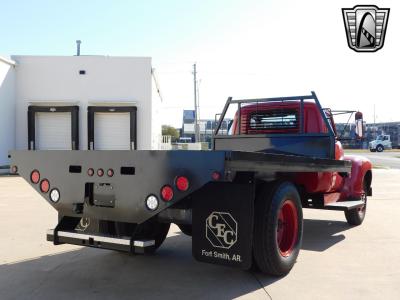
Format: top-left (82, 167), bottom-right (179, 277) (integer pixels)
top-left (373, 104), bottom-right (376, 124)
top-left (76, 40), bottom-right (81, 56)
top-left (193, 63), bottom-right (200, 142)
top-left (197, 79), bottom-right (201, 141)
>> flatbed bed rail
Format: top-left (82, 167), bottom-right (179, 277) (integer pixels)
top-left (226, 152), bottom-right (351, 173)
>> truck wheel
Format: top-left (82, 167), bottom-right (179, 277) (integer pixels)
top-left (376, 145), bottom-right (384, 152)
top-left (253, 181), bottom-right (303, 276)
top-left (177, 224), bottom-right (192, 236)
top-left (345, 183), bottom-right (367, 226)
top-left (144, 222), bottom-right (170, 251)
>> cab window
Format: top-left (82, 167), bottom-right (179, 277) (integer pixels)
top-left (248, 110), bottom-right (298, 131)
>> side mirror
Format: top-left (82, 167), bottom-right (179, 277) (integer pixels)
top-left (355, 112), bottom-right (364, 139)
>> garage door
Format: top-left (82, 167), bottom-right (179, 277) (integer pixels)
top-left (94, 112), bottom-right (131, 150)
top-left (35, 112), bottom-right (72, 150)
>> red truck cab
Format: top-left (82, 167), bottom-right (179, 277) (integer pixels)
top-left (230, 101), bottom-right (329, 135)
top-left (227, 100), bottom-right (372, 223)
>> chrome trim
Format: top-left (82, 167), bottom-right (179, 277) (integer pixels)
top-left (95, 235), bottom-right (130, 246)
top-left (57, 231), bottom-right (131, 246)
top-left (47, 230), bottom-right (155, 248)
top-left (134, 240), bottom-right (155, 247)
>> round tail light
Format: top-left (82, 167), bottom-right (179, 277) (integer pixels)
top-left (176, 176), bottom-right (189, 191)
top-left (31, 170), bottom-right (40, 184)
top-left (211, 171), bottom-right (221, 181)
top-left (97, 168), bottom-right (104, 177)
top-left (50, 188), bottom-right (60, 202)
top-left (107, 169), bottom-right (114, 177)
top-left (161, 185), bottom-right (174, 202)
top-left (40, 179), bottom-right (50, 193)
top-left (145, 195), bottom-right (159, 211)
top-left (11, 165), bottom-right (18, 174)
top-left (87, 168), bottom-right (94, 176)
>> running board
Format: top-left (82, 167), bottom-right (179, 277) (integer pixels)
top-left (323, 200), bottom-right (365, 211)
top-left (46, 229), bottom-right (155, 253)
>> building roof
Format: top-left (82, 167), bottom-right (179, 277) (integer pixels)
top-left (0, 56), bottom-right (16, 66)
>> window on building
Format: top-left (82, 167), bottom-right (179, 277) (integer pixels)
top-left (221, 121), bottom-right (227, 130)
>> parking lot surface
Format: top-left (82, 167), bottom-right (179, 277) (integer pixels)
top-left (0, 169), bottom-right (399, 300)
top-left (345, 150), bottom-right (400, 169)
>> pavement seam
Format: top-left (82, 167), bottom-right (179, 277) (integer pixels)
top-left (249, 271), bottom-right (272, 300)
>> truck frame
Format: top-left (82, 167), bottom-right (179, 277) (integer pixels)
top-left (10, 92), bottom-right (372, 276)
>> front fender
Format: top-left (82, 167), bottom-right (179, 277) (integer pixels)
top-left (341, 155), bottom-right (372, 199)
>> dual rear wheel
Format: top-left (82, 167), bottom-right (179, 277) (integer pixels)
top-left (253, 181), bottom-right (303, 276)
top-left (252, 180), bottom-right (368, 276)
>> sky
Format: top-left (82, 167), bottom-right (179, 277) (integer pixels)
top-left (1, 0), bottom-right (399, 127)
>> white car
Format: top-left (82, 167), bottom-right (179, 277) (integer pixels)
top-left (369, 135), bottom-right (392, 152)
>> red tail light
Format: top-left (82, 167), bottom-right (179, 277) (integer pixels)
top-left (87, 168), bottom-right (94, 176)
top-left (107, 169), bottom-right (114, 177)
top-left (211, 171), bottom-right (221, 181)
top-left (40, 179), bottom-right (50, 193)
top-left (176, 176), bottom-right (189, 191)
top-left (97, 168), bottom-right (104, 177)
top-left (161, 185), bottom-right (174, 202)
top-left (31, 170), bottom-right (40, 184)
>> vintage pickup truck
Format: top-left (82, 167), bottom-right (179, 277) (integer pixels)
top-left (10, 92), bottom-right (372, 276)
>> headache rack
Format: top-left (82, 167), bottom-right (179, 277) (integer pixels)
top-left (214, 91), bottom-right (335, 136)
top-left (212, 92), bottom-right (337, 159)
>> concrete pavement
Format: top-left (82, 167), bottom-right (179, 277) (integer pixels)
top-left (0, 170), bottom-right (399, 299)
top-left (345, 150), bottom-right (400, 169)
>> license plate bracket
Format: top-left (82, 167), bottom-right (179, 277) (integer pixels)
top-left (92, 183), bottom-right (115, 207)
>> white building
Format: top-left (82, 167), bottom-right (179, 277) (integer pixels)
top-left (0, 55), bottom-right (162, 166)
top-left (0, 56), bottom-right (16, 166)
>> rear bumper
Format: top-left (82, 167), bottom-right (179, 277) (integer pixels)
top-left (47, 229), bottom-right (155, 253)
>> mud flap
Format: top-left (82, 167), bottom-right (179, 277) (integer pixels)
top-left (192, 182), bottom-right (254, 269)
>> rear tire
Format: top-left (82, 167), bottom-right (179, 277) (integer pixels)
top-left (177, 224), bottom-right (192, 236)
top-left (116, 221), bottom-right (170, 253)
top-left (345, 182), bottom-right (367, 226)
top-left (253, 181), bottom-right (303, 276)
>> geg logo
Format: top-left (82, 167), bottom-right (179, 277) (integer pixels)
top-left (206, 211), bottom-right (237, 249)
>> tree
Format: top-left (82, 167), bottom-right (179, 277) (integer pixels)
top-left (162, 125), bottom-right (180, 142)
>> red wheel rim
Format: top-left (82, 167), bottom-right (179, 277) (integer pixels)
top-left (277, 199), bottom-right (298, 257)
